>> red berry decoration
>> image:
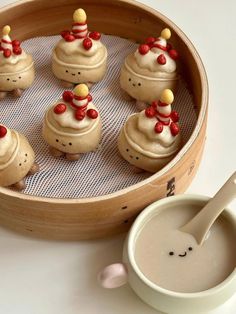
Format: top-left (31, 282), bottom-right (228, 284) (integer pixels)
top-left (0, 125), bottom-right (7, 138)
top-left (89, 31), bottom-right (101, 40)
top-left (13, 46), bottom-right (22, 55)
top-left (3, 49), bottom-right (11, 58)
top-left (87, 109), bottom-right (98, 119)
top-left (75, 109), bottom-right (86, 121)
top-left (62, 90), bottom-right (74, 102)
top-left (12, 40), bottom-right (21, 47)
top-left (83, 38), bottom-right (92, 50)
top-left (157, 54), bottom-right (166, 65)
top-left (154, 122), bottom-right (164, 134)
top-left (170, 122), bottom-right (179, 136)
top-left (87, 94), bottom-right (92, 102)
top-left (61, 30), bottom-right (70, 39)
top-left (151, 101), bottom-right (158, 108)
top-left (145, 106), bottom-right (156, 118)
top-left (54, 103), bottom-right (67, 114)
top-left (145, 37), bottom-right (156, 45)
top-left (169, 49), bottom-right (179, 60)
top-left (138, 44), bottom-right (150, 55)
top-left (64, 34), bottom-right (75, 42)
top-left (171, 111), bottom-right (179, 123)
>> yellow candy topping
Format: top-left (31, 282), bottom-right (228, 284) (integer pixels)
top-left (161, 28), bottom-right (171, 40)
top-left (74, 84), bottom-right (89, 97)
top-left (160, 89), bottom-right (174, 104)
top-left (73, 8), bottom-right (87, 23)
top-left (2, 25), bottom-right (11, 36)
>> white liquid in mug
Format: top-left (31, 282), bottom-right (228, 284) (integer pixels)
top-left (134, 205), bottom-right (236, 293)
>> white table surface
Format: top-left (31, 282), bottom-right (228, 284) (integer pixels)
top-left (0, 0), bottom-right (235, 313)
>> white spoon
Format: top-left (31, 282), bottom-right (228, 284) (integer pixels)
top-left (180, 171), bottom-right (236, 245)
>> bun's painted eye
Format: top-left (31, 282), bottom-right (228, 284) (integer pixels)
top-left (138, 83), bottom-right (141, 86)
top-left (169, 251), bottom-right (174, 256)
top-left (129, 78), bottom-right (131, 81)
top-left (66, 70), bottom-right (68, 73)
top-left (7, 78), bottom-right (10, 81)
top-left (69, 142), bottom-right (72, 146)
top-left (188, 247), bottom-right (193, 251)
top-left (56, 139), bottom-right (59, 142)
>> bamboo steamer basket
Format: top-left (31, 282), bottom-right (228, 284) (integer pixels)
top-left (0, 0), bottom-right (208, 240)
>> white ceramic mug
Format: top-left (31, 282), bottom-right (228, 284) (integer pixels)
top-left (98, 195), bottom-right (236, 314)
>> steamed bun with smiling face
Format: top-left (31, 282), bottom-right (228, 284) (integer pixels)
top-left (42, 84), bottom-right (102, 161)
top-left (52, 8), bottom-right (107, 88)
top-left (120, 28), bottom-right (179, 107)
top-left (0, 25), bottom-right (35, 99)
top-left (0, 125), bottom-right (39, 190)
top-left (118, 89), bottom-right (181, 173)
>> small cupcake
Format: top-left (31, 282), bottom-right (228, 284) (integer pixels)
top-left (52, 8), bottom-right (107, 88)
top-left (0, 125), bottom-right (39, 190)
top-left (120, 28), bottom-right (179, 107)
top-left (118, 89), bottom-right (181, 173)
top-left (0, 25), bottom-right (35, 99)
top-left (43, 84), bottom-right (102, 160)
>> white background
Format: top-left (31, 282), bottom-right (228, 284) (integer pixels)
top-left (0, 0), bottom-right (235, 313)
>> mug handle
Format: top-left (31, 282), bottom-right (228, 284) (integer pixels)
top-left (98, 263), bottom-right (128, 288)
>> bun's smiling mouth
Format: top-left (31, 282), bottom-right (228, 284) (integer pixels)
top-left (178, 252), bottom-right (187, 257)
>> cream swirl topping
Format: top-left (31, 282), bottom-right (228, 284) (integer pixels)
top-left (0, 50), bottom-right (28, 66)
top-left (57, 38), bottom-right (103, 58)
top-left (52, 100), bottom-right (98, 130)
top-left (137, 111), bottom-right (177, 147)
top-left (134, 48), bottom-right (176, 73)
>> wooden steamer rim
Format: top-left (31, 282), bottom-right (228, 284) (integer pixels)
top-left (0, 0), bottom-right (208, 240)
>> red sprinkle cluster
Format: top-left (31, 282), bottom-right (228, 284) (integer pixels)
top-left (60, 30), bottom-right (101, 51)
top-left (137, 36), bottom-right (179, 64)
top-left (145, 100), bottom-right (180, 136)
top-left (53, 90), bottom-right (98, 121)
top-left (0, 39), bottom-right (22, 58)
top-left (0, 125), bottom-right (7, 138)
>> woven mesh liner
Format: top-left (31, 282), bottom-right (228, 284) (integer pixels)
top-left (1, 35), bottom-right (197, 199)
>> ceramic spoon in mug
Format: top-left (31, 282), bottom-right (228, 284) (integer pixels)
top-left (180, 171), bottom-right (236, 245)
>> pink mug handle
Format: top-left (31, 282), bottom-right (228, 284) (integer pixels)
top-left (98, 263), bottom-right (128, 288)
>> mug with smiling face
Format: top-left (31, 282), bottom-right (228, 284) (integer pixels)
top-left (98, 195), bottom-right (236, 314)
